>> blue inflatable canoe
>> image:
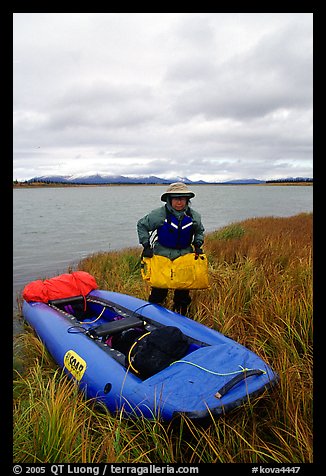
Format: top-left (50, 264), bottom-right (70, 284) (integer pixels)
top-left (22, 289), bottom-right (278, 421)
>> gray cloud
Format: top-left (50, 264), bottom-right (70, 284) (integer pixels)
top-left (170, 23), bottom-right (312, 121)
top-left (13, 13), bottom-right (313, 181)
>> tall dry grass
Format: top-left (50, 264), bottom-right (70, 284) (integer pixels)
top-left (13, 213), bottom-right (313, 463)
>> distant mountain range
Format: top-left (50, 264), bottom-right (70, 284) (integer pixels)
top-left (26, 174), bottom-right (266, 185)
top-left (24, 174), bottom-right (313, 185)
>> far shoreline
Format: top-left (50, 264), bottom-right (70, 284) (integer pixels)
top-left (13, 181), bottom-right (313, 189)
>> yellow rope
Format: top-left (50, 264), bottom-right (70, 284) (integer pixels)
top-left (77, 306), bottom-right (105, 324)
top-left (127, 332), bottom-right (151, 374)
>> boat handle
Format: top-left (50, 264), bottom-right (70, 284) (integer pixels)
top-left (214, 369), bottom-right (264, 399)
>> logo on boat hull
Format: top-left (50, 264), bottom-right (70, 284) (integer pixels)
top-left (64, 350), bottom-right (87, 381)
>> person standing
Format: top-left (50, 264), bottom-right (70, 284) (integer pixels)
top-left (137, 182), bottom-right (205, 315)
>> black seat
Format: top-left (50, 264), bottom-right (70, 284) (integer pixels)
top-left (49, 295), bottom-right (85, 307)
top-left (89, 316), bottom-right (144, 338)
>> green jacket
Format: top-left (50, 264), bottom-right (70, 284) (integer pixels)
top-left (137, 203), bottom-right (205, 260)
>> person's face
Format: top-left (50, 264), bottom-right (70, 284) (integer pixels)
top-left (171, 196), bottom-right (187, 211)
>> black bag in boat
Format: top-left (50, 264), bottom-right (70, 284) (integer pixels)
top-left (128, 326), bottom-right (189, 379)
top-left (111, 328), bottom-right (145, 355)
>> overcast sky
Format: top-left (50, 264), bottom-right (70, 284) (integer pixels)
top-left (13, 13), bottom-right (313, 182)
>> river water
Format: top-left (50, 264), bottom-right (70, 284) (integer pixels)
top-left (13, 184), bottom-right (313, 329)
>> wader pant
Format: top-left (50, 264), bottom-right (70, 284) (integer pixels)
top-left (148, 287), bottom-right (191, 316)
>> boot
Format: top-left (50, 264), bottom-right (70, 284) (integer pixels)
top-left (173, 290), bottom-right (191, 316)
top-left (173, 303), bottom-right (190, 316)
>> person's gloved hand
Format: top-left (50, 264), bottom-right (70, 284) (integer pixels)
top-left (142, 243), bottom-right (153, 258)
top-left (194, 244), bottom-right (204, 260)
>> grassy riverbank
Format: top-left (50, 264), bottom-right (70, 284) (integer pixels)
top-left (13, 213), bottom-right (313, 463)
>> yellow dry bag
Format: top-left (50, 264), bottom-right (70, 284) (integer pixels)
top-left (141, 253), bottom-right (209, 290)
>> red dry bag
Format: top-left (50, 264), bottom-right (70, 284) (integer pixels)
top-left (22, 271), bottom-right (98, 303)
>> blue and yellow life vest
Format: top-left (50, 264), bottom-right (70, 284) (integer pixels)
top-left (157, 208), bottom-right (194, 249)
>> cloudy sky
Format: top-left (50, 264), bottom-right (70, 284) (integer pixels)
top-left (13, 13), bottom-right (313, 182)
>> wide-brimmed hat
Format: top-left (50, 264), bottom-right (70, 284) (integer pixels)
top-left (160, 182), bottom-right (195, 202)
